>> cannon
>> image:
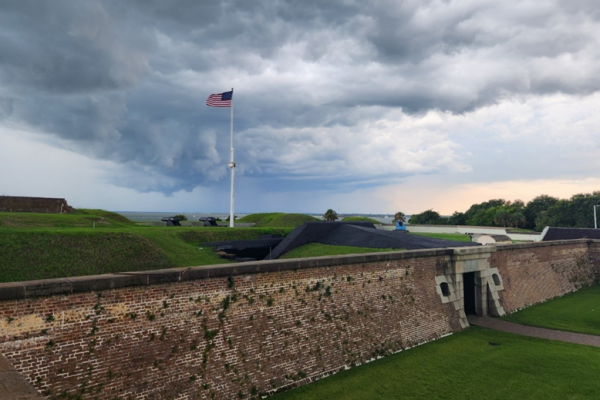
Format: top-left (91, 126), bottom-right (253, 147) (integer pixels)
top-left (161, 217), bottom-right (182, 226)
top-left (199, 217), bottom-right (219, 227)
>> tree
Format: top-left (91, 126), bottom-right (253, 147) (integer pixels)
top-left (392, 212), bottom-right (406, 223)
top-left (323, 209), bottom-right (338, 222)
top-left (447, 211), bottom-right (466, 225)
top-left (409, 209), bottom-right (445, 225)
top-left (524, 194), bottom-right (559, 230)
top-left (536, 192), bottom-right (600, 229)
top-left (493, 209), bottom-right (511, 227)
top-left (174, 214), bottom-right (188, 221)
top-left (464, 199), bottom-right (507, 226)
top-left (509, 212), bottom-right (526, 228)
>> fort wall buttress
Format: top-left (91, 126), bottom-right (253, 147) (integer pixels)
top-left (0, 251), bottom-right (459, 400)
top-left (491, 240), bottom-right (596, 314)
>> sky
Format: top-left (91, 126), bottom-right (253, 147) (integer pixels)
top-left (1, 0), bottom-right (600, 215)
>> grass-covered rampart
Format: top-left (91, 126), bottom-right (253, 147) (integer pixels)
top-left (0, 210), bottom-right (473, 283)
top-left (236, 212), bottom-right (319, 227)
top-left (0, 210), bottom-right (294, 283)
top-left (340, 216), bottom-right (381, 224)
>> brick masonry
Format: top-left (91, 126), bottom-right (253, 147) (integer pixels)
top-left (491, 240), bottom-right (597, 313)
top-left (0, 250), bottom-right (459, 399)
top-left (0, 196), bottom-right (73, 214)
top-left (0, 240), bottom-right (598, 399)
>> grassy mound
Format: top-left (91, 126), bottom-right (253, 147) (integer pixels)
top-left (341, 216), bottom-right (381, 224)
top-left (0, 206), bottom-right (301, 282)
top-left (73, 208), bottom-right (133, 224)
top-left (0, 231), bottom-right (174, 282)
top-left (281, 243), bottom-right (400, 259)
top-left (237, 213), bottom-right (319, 227)
top-left (177, 227), bottom-right (292, 245)
top-left (0, 209), bottom-right (133, 228)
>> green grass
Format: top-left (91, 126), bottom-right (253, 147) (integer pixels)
top-left (340, 216), bottom-right (381, 224)
top-left (0, 230), bottom-right (175, 281)
top-left (281, 243), bottom-right (401, 259)
top-left (237, 213), bottom-right (319, 227)
top-left (502, 285), bottom-right (600, 336)
top-left (271, 326), bottom-right (600, 400)
top-left (0, 210), bottom-right (132, 228)
top-left (410, 232), bottom-right (472, 242)
top-left (0, 210), bottom-right (294, 283)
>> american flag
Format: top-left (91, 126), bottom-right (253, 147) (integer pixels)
top-left (206, 91), bottom-right (233, 107)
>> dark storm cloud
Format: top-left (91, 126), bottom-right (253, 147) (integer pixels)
top-left (0, 1), bottom-right (155, 93)
top-left (1, 0), bottom-right (600, 195)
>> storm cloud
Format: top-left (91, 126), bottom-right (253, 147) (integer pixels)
top-left (1, 0), bottom-right (600, 212)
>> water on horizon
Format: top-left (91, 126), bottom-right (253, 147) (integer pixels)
top-left (115, 211), bottom-right (396, 224)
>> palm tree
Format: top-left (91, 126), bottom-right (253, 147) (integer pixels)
top-left (392, 212), bottom-right (406, 223)
top-left (323, 209), bottom-right (338, 222)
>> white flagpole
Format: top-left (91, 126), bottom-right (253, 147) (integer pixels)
top-left (228, 88), bottom-right (235, 228)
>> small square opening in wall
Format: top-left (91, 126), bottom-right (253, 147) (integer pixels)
top-left (492, 274), bottom-right (501, 286)
top-left (440, 282), bottom-right (450, 297)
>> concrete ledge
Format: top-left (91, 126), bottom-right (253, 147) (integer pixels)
top-left (494, 238), bottom-right (592, 252)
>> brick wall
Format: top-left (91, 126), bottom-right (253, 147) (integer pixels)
top-left (0, 250), bottom-right (459, 400)
top-left (588, 241), bottom-right (600, 282)
top-left (0, 196), bottom-right (73, 213)
top-left (1, 240), bottom-right (599, 399)
top-left (492, 240), bottom-right (596, 313)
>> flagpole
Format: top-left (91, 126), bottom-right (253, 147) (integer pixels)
top-left (229, 88), bottom-right (235, 228)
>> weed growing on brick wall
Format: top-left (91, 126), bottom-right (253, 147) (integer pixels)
top-left (228, 276), bottom-right (236, 289)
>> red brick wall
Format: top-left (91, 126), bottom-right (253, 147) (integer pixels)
top-left (0, 252), bottom-right (458, 399)
top-left (492, 241), bottom-right (596, 313)
top-left (0, 196), bottom-right (72, 213)
top-left (588, 241), bottom-right (600, 281)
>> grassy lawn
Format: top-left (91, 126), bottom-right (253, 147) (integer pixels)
top-left (502, 284), bottom-right (600, 336)
top-left (410, 232), bottom-right (472, 242)
top-left (271, 326), bottom-right (600, 400)
top-left (281, 243), bottom-right (401, 259)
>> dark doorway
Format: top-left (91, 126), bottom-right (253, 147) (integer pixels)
top-left (463, 272), bottom-right (476, 315)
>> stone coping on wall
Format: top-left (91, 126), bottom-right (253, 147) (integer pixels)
top-left (493, 238), bottom-right (593, 252)
top-left (0, 247), bottom-right (454, 301)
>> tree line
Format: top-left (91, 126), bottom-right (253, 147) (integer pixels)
top-left (405, 191), bottom-right (600, 231)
